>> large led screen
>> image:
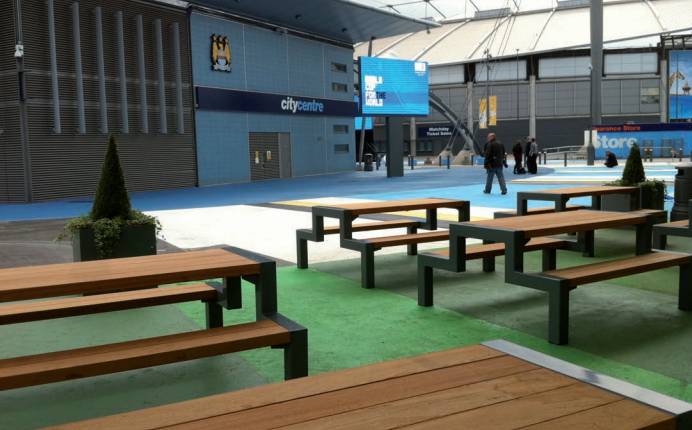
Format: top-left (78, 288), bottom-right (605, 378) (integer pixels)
top-left (359, 57), bottom-right (429, 116)
top-left (669, 50), bottom-right (692, 121)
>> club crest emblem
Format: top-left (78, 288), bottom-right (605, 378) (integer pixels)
top-left (211, 34), bottom-right (231, 72)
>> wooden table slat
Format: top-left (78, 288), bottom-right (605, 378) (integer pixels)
top-left (521, 399), bottom-right (676, 430)
top-left (319, 198), bottom-right (466, 216)
top-left (526, 186), bottom-right (638, 197)
top-left (463, 210), bottom-right (648, 238)
top-left (50, 345), bottom-right (504, 430)
top-left (402, 384), bottom-right (624, 430)
top-left (160, 356), bottom-right (537, 430)
top-left (274, 369), bottom-right (576, 430)
top-left (0, 249), bottom-right (260, 302)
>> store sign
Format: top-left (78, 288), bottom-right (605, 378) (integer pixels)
top-left (211, 34), bottom-right (231, 72)
top-left (196, 87), bottom-right (357, 117)
top-left (592, 123), bottom-right (692, 158)
top-left (418, 125), bottom-right (453, 138)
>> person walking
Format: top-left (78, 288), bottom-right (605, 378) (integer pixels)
top-left (527, 137), bottom-right (539, 174)
top-left (483, 133), bottom-right (507, 195)
top-left (512, 140), bottom-right (524, 174)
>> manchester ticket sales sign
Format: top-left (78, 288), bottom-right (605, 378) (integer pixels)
top-left (418, 125), bottom-right (453, 138)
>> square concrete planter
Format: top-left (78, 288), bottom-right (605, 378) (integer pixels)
top-left (72, 224), bottom-right (157, 262)
top-left (601, 184), bottom-right (664, 212)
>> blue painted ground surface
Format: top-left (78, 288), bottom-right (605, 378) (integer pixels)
top-left (0, 165), bottom-right (674, 221)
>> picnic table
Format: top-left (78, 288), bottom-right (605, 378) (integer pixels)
top-left (0, 248), bottom-right (277, 321)
top-left (516, 185), bottom-right (639, 216)
top-left (0, 249), bottom-right (309, 388)
top-left (51, 340), bottom-right (691, 429)
top-left (297, 198), bottom-right (470, 288)
top-left (448, 209), bottom-right (689, 344)
top-left (311, 198), bottom-right (470, 238)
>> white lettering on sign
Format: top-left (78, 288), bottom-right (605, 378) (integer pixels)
top-left (594, 136), bottom-right (638, 149)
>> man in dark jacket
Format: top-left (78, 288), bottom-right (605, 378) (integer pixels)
top-left (483, 133), bottom-right (507, 195)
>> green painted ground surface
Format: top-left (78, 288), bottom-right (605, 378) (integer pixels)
top-left (1, 230), bottom-right (690, 428)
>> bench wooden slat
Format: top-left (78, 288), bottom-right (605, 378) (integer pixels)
top-left (0, 319), bottom-right (289, 391)
top-left (0, 249), bottom-right (260, 303)
top-left (429, 237), bottom-right (569, 259)
top-left (365, 231), bottom-right (449, 248)
top-left (543, 251), bottom-right (692, 288)
top-left (659, 220), bottom-right (690, 229)
top-left (494, 205), bottom-right (586, 217)
top-left (0, 284), bottom-right (217, 325)
top-left (323, 219), bottom-right (419, 235)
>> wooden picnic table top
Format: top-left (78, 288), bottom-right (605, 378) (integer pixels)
top-left (52, 342), bottom-right (680, 430)
top-left (458, 209), bottom-right (649, 238)
top-left (0, 249), bottom-right (260, 302)
top-left (520, 185), bottom-right (638, 198)
top-left (316, 198), bottom-right (468, 216)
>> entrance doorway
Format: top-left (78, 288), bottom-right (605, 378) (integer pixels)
top-left (249, 132), bottom-right (292, 181)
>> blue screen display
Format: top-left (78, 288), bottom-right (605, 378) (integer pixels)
top-left (669, 50), bottom-right (692, 121)
top-left (359, 57), bottom-right (429, 116)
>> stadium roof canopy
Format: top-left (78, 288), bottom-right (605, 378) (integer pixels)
top-left (354, 0), bottom-right (692, 65)
top-left (166, 0), bottom-right (439, 44)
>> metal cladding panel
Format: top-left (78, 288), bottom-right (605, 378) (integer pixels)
top-left (19, 0), bottom-right (196, 201)
top-left (0, 1), bottom-right (27, 203)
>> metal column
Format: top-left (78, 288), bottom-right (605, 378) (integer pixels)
top-left (386, 116), bottom-right (404, 177)
top-left (154, 19), bottom-right (167, 134)
top-left (136, 15), bottom-right (149, 134)
top-left (115, 11), bottom-right (129, 134)
top-left (588, 0), bottom-right (603, 165)
top-left (47, 0), bottom-right (61, 134)
top-left (529, 75), bottom-right (536, 138)
top-left (409, 117), bottom-right (416, 156)
top-left (660, 58), bottom-right (668, 123)
top-left (466, 81), bottom-right (473, 133)
top-left (357, 38), bottom-right (374, 169)
top-left (94, 7), bottom-right (108, 134)
top-left (72, 2), bottom-right (86, 135)
top-left (171, 22), bottom-right (184, 134)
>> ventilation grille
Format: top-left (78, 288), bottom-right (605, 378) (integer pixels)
top-left (474, 8), bottom-right (511, 19)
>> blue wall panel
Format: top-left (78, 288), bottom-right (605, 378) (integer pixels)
top-left (288, 36), bottom-right (325, 98)
top-left (190, 13), bottom-right (246, 90)
top-left (325, 116), bottom-right (355, 172)
top-left (190, 11), bottom-right (355, 185)
top-left (324, 45), bottom-right (354, 101)
top-left (195, 111), bottom-right (250, 185)
top-left (244, 26), bottom-right (289, 94)
top-left (291, 117), bottom-right (327, 176)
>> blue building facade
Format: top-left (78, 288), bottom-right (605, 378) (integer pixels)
top-left (190, 11), bottom-right (356, 186)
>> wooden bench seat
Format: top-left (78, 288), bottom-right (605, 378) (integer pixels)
top-left (494, 204), bottom-right (586, 219)
top-left (322, 219), bottom-right (420, 235)
top-left (654, 220), bottom-right (692, 250)
top-left (0, 284), bottom-right (217, 325)
top-left (537, 251), bottom-right (692, 344)
top-left (0, 319), bottom-right (299, 391)
top-left (364, 230), bottom-right (449, 249)
top-left (543, 251), bottom-right (691, 288)
top-left (418, 237), bottom-right (572, 307)
top-left (297, 219), bottom-right (420, 270)
top-left (428, 237), bottom-right (569, 259)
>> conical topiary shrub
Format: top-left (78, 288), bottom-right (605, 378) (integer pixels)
top-left (91, 135), bottom-right (132, 220)
top-left (620, 144), bottom-right (646, 186)
top-left (62, 135), bottom-right (158, 260)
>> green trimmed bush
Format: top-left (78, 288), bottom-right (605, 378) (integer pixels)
top-left (621, 144), bottom-right (646, 186)
top-left (60, 136), bottom-right (159, 259)
top-left (91, 135), bottom-right (132, 220)
top-left (607, 144), bottom-right (666, 210)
